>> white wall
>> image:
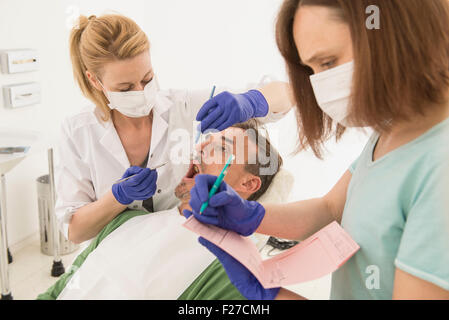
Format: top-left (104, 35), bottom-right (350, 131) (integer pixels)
top-left (0, 0), bottom-right (146, 246)
top-left (142, 0), bottom-right (286, 90)
top-left (0, 0), bottom-right (368, 247)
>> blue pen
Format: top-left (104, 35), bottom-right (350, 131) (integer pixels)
top-left (199, 154), bottom-right (235, 214)
top-left (195, 85), bottom-right (217, 143)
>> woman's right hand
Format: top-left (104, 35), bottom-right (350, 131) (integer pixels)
top-left (112, 166), bottom-right (158, 205)
top-left (183, 174), bottom-right (265, 236)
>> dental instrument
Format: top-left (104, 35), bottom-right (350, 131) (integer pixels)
top-left (115, 162), bottom-right (167, 184)
top-left (199, 154), bottom-right (234, 214)
top-left (195, 85), bottom-right (216, 144)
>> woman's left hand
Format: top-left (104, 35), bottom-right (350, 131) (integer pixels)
top-left (196, 90), bottom-right (269, 133)
top-left (198, 237), bottom-right (280, 300)
top-left (183, 174), bottom-right (266, 236)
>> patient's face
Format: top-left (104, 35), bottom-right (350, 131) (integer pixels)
top-left (175, 127), bottom-right (258, 203)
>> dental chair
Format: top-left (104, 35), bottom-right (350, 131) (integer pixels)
top-left (38, 168), bottom-right (295, 300)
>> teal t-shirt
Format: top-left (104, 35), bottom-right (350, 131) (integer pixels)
top-left (331, 117), bottom-right (449, 299)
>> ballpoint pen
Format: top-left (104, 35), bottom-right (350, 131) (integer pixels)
top-left (195, 85), bottom-right (216, 144)
top-left (115, 162), bottom-right (167, 184)
top-left (199, 154), bottom-right (235, 214)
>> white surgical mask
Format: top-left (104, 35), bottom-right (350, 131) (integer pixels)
top-left (310, 61), bottom-right (357, 127)
top-left (99, 76), bottom-right (160, 118)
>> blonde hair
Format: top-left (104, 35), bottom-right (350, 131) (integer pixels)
top-left (69, 14), bottom-right (150, 121)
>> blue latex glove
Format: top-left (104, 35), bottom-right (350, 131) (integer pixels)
top-left (183, 174), bottom-right (265, 236)
top-left (196, 90), bottom-right (269, 133)
top-left (112, 166), bottom-right (158, 205)
top-left (198, 237), bottom-right (280, 300)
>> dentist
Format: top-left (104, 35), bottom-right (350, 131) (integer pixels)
top-left (57, 14), bottom-right (294, 244)
top-left (187, 0), bottom-right (449, 300)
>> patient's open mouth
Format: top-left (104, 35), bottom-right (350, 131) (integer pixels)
top-left (185, 163), bottom-right (201, 180)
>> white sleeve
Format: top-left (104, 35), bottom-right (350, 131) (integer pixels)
top-left (247, 74), bottom-right (290, 124)
top-left (55, 119), bottom-right (96, 239)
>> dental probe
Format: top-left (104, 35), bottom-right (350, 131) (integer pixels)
top-left (115, 162), bottom-right (167, 184)
top-left (195, 85), bottom-right (216, 143)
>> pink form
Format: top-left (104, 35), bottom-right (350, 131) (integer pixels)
top-left (183, 217), bottom-right (360, 289)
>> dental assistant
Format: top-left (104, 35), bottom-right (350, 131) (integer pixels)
top-left (57, 14), bottom-right (294, 244)
top-left (187, 0), bottom-right (449, 300)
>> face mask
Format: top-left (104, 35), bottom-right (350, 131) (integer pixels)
top-left (309, 61), bottom-right (357, 127)
top-left (99, 76), bottom-right (160, 118)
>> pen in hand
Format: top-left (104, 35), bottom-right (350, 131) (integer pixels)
top-left (199, 154), bottom-right (235, 214)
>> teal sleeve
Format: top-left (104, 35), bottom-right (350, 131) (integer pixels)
top-left (349, 157), bottom-right (359, 174)
top-left (395, 162), bottom-right (449, 291)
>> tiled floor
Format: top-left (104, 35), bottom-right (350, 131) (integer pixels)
top-left (3, 237), bottom-right (331, 300)
top-left (5, 240), bottom-right (82, 300)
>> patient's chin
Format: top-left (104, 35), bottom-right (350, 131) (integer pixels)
top-left (174, 179), bottom-right (194, 201)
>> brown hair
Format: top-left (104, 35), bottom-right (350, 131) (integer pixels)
top-left (69, 14), bottom-right (150, 121)
top-left (276, 0), bottom-right (449, 158)
top-left (231, 120), bottom-right (283, 201)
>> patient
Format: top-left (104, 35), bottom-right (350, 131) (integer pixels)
top-left (38, 121), bottom-right (283, 300)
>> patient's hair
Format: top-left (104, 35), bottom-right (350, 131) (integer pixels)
top-left (276, 0), bottom-right (449, 158)
top-left (231, 120), bottom-right (283, 202)
top-left (69, 14), bottom-right (149, 121)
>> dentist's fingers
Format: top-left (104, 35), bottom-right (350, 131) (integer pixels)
top-left (194, 175), bottom-right (218, 203)
top-left (124, 166), bottom-right (144, 177)
top-left (205, 99), bottom-right (234, 131)
top-left (196, 98), bottom-right (218, 121)
top-left (204, 113), bottom-right (227, 133)
top-left (200, 105), bottom-right (224, 132)
top-left (200, 206), bottom-right (219, 218)
top-left (216, 119), bottom-right (237, 132)
top-left (209, 191), bottom-right (234, 207)
top-left (189, 187), bottom-right (204, 212)
top-left (189, 188), bottom-right (219, 218)
top-left (135, 170), bottom-right (157, 192)
top-left (126, 168), bottom-right (151, 186)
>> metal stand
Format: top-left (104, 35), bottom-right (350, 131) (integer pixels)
top-left (1, 175), bottom-right (12, 265)
top-left (7, 248), bottom-right (12, 264)
top-left (48, 149), bottom-right (64, 277)
top-left (0, 173), bottom-right (13, 300)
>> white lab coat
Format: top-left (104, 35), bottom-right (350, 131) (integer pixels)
top-left (55, 86), bottom-right (286, 241)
